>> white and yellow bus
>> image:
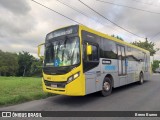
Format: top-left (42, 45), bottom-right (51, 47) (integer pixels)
top-left (38, 25), bottom-right (151, 96)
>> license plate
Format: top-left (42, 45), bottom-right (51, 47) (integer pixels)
top-left (51, 84), bottom-right (57, 88)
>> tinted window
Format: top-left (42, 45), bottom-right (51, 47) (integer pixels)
top-left (138, 52), bottom-right (145, 62)
top-left (83, 43), bottom-right (99, 61)
top-left (102, 38), bottom-right (117, 59)
top-left (126, 47), bottom-right (145, 62)
top-left (133, 49), bottom-right (140, 61)
top-left (82, 30), bottom-right (118, 59)
top-left (126, 46), bottom-right (134, 61)
top-left (82, 42), bottom-right (99, 72)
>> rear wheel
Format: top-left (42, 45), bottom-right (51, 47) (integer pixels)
top-left (101, 77), bottom-right (112, 97)
top-left (139, 73), bottom-right (144, 85)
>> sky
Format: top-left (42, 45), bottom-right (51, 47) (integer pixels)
top-left (0, 0), bottom-right (160, 60)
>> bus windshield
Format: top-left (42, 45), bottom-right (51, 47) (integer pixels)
top-left (45, 37), bottom-right (80, 67)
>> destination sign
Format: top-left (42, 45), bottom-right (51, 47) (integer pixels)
top-left (46, 26), bottom-right (78, 40)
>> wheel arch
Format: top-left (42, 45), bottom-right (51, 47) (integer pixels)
top-left (105, 74), bottom-right (114, 88)
top-left (140, 71), bottom-right (143, 74)
top-left (140, 71), bottom-right (144, 77)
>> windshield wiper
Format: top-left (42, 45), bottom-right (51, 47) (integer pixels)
top-left (62, 36), bottom-right (69, 62)
top-left (71, 41), bottom-right (77, 64)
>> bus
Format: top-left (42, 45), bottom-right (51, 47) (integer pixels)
top-left (38, 24), bottom-right (151, 96)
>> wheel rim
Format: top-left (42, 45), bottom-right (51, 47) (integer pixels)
top-left (103, 82), bottom-right (110, 91)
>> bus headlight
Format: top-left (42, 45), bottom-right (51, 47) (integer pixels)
top-left (67, 72), bottom-right (80, 83)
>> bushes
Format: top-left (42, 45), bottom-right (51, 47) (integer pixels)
top-left (0, 50), bottom-right (42, 77)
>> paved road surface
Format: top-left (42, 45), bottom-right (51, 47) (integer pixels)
top-left (0, 74), bottom-right (160, 119)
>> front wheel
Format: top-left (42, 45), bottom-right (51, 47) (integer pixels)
top-left (101, 77), bottom-right (112, 97)
top-left (139, 73), bottom-right (144, 85)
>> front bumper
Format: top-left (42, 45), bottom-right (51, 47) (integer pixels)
top-left (42, 77), bottom-right (85, 96)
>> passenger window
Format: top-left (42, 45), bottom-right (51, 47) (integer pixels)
top-left (83, 42), bottom-right (99, 61)
top-left (102, 39), bottom-right (117, 59)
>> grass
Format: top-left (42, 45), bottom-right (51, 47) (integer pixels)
top-left (0, 76), bottom-right (53, 106)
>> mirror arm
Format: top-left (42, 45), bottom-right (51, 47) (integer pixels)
top-left (38, 43), bottom-right (45, 59)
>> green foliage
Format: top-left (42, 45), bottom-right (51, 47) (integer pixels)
top-left (0, 50), bottom-right (18, 76)
top-left (30, 59), bottom-right (43, 77)
top-left (111, 34), bottom-right (124, 41)
top-left (0, 50), bottom-right (42, 77)
top-left (0, 77), bottom-right (53, 106)
top-left (16, 51), bottom-right (43, 77)
top-left (131, 39), bottom-right (159, 56)
top-left (17, 51), bottom-right (34, 76)
top-left (152, 60), bottom-right (160, 72)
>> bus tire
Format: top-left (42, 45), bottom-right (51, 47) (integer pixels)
top-left (139, 72), bottom-right (144, 85)
top-left (101, 77), bottom-right (112, 97)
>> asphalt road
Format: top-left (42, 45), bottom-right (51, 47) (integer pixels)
top-left (0, 74), bottom-right (160, 119)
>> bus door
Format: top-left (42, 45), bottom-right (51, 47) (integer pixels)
top-left (117, 45), bottom-right (127, 86)
top-left (83, 42), bottom-right (100, 94)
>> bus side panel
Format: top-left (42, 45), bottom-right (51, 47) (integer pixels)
top-left (96, 58), bottom-right (119, 90)
top-left (85, 66), bottom-right (101, 95)
top-left (100, 58), bottom-right (119, 88)
top-left (85, 58), bottom-right (119, 95)
top-left (127, 60), bottom-right (136, 83)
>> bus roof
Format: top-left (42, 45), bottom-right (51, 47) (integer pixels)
top-left (79, 24), bottom-right (149, 53)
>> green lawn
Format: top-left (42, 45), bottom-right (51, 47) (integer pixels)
top-left (0, 77), bottom-right (53, 106)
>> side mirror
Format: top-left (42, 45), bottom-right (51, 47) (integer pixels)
top-left (87, 44), bottom-right (92, 55)
top-left (38, 43), bottom-right (45, 59)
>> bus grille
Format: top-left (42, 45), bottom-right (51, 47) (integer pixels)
top-left (44, 80), bottom-right (66, 88)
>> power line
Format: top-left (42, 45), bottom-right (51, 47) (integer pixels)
top-left (56, 0), bottom-right (118, 34)
top-left (57, 0), bottom-right (136, 39)
top-left (131, 0), bottom-right (160, 7)
top-left (30, 0), bottom-right (116, 37)
top-left (30, 0), bottom-right (84, 25)
top-left (31, 0), bottom-right (144, 39)
top-left (31, 0), bottom-right (117, 36)
top-left (96, 0), bottom-right (160, 15)
top-left (150, 32), bottom-right (160, 40)
top-left (78, 0), bottom-right (145, 38)
top-left (56, 0), bottom-right (100, 23)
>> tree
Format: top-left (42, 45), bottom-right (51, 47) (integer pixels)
top-left (111, 34), bottom-right (124, 41)
top-left (0, 50), bottom-right (42, 77)
top-left (17, 51), bottom-right (34, 76)
top-left (0, 50), bottom-right (18, 76)
top-left (152, 60), bottom-right (160, 72)
top-left (30, 58), bottom-right (43, 77)
top-left (131, 38), bottom-right (159, 56)
top-left (5, 52), bottom-right (19, 76)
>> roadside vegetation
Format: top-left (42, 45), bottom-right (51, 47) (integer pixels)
top-left (152, 60), bottom-right (160, 73)
top-left (0, 50), bottom-right (42, 77)
top-left (0, 77), bottom-right (53, 106)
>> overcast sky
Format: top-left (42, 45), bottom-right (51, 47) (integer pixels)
top-left (0, 0), bottom-right (160, 60)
